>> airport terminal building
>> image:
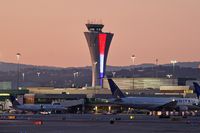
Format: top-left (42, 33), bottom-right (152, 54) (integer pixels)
top-left (103, 78), bottom-right (178, 90)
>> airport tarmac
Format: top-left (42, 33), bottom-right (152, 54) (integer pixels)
top-left (1, 114), bottom-right (200, 133)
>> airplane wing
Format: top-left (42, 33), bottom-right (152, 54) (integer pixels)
top-left (186, 105), bottom-right (200, 111)
top-left (60, 99), bottom-right (84, 107)
top-left (155, 101), bottom-right (177, 111)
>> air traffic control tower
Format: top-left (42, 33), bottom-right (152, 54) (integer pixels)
top-left (84, 23), bottom-right (114, 88)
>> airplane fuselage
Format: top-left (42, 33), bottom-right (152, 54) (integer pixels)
top-left (14, 104), bottom-right (66, 112)
top-left (114, 97), bottom-right (200, 110)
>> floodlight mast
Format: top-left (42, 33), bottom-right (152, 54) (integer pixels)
top-left (16, 53), bottom-right (21, 89)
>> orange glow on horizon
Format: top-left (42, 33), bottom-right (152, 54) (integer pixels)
top-left (0, 0), bottom-right (200, 67)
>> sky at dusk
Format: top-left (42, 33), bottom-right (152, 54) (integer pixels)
top-left (0, 0), bottom-right (200, 67)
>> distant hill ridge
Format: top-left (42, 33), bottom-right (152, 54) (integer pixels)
top-left (0, 61), bottom-right (200, 72)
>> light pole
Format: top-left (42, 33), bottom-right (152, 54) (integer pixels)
top-left (22, 73), bottom-right (25, 82)
top-left (170, 60), bottom-right (177, 85)
top-left (64, 80), bottom-right (67, 90)
top-left (16, 53), bottom-right (21, 89)
top-left (131, 55), bottom-right (136, 89)
top-left (76, 72), bottom-right (79, 87)
top-left (112, 71), bottom-right (116, 78)
top-left (166, 74), bottom-right (173, 79)
top-left (73, 72), bottom-right (79, 88)
top-left (37, 72), bottom-right (40, 77)
top-left (155, 59), bottom-right (158, 78)
top-left (92, 62), bottom-right (97, 88)
top-left (73, 72), bottom-right (76, 88)
top-left (37, 72), bottom-right (41, 85)
top-left (170, 60), bottom-right (177, 78)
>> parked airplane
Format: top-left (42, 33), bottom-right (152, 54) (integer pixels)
top-left (9, 95), bottom-right (76, 114)
top-left (108, 79), bottom-right (200, 111)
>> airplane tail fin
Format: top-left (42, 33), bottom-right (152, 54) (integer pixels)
top-left (108, 79), bottom-right (125, 99)
top-left (193, 82), bottom-right (200, 99)
top-left (10, 95), bottom-right (21, 107)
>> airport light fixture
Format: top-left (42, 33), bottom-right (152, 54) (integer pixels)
top-left (131, 55), bottom-right (136, 77)
top-left (171, 60), bottom-right (177, 65)
top-left (16, 53), bottom-right (21, 62)
top-left (73, 72), bottom-right (79, 88)
top-left (155, 59), bottom-right (158, 78)
top-left (36, 72), bottom-right (41, 85)
top-left (131, 55), bottom-right (136, 89)
top-left (22, 73), bottom-right (25, 82)
top-left (166, 74), bottom-right (173, 78)
top-left (0, 93), bottom-right (10, 96)
top-left (155, 58), bottom-right (159, 65)
top-left (16, 53), bottom-right (21, 89)
top-left (92, 62), bottom-right (97, 88)
top-left (95, 106), bottom-right (98, 113)
top-left (112, 71), bottom-right (116, 78)
top-left (108, 106), bottom-right (111, 113)
top-left (170, 60), bottom-right (177, 77)
top-left (37, 72), bottom-right (41, 77)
